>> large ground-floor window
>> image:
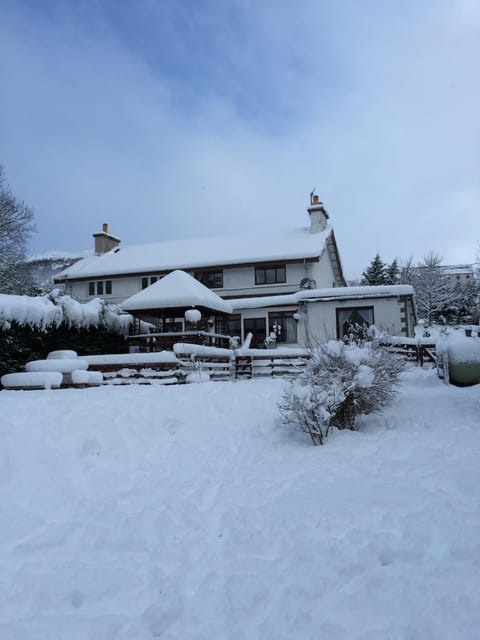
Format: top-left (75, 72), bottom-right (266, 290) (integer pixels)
top-left (336, 306), bottom-right (374, 339)
top-left (268, 311), bottom-right (297, 344)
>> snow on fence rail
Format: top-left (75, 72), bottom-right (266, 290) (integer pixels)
top-left (235, 348), bottom-right (310, 379)
top-left (84, 351), bottom-right (182, 385)
top-left (173, 343), bottom-right (233, 380)
top-left (381, 337), bottom-right (437, 366)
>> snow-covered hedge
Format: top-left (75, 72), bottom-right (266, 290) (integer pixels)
top-left (0, 290), bottom-right (132, 333)
top-left (0, 292), bottom-right (131, 379)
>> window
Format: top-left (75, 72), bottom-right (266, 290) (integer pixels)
top-left (194, 270), bottom-right (223, 289)
top-left (141, 275), bottom-right (161, 289)
top-left (88, 280), bottom-right (113, 296)
top-left (227, 314), bottom-right (241, 337)
top-left (336, 306), bottom-right (374, 340)
top-left (255, 265), bottom-right (286, 285)
top-left (268, 311), bottom-right (297, 344)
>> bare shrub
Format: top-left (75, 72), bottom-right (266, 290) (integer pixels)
top-left (280, 339), bottom-right (404, 445)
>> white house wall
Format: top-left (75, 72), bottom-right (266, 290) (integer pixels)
top-left (298, 296), bottom-right (410, 345)
top-left (312, 251), bottom-right (337, 288)
top-left (66, 277), bottom-right (140, 305)
top-left (66, 261), bottom-right (323, 304)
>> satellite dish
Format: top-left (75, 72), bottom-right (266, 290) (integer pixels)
top-left (299, 277), bottom-right (311, 289)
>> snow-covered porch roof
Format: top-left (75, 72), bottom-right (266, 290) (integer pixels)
top-left (121, 270), bottom-right (233, 315)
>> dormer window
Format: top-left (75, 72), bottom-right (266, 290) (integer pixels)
top-left (88, 280), bottom-right (112, 296)
top-left (255, 265), bottom-right (286, 285)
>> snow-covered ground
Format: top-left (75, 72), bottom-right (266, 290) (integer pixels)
top-left (1, 368), bottom-right (479, 639)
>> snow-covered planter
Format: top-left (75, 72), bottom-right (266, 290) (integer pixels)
top-left (25, 359), bottom-right (89, 373)
top-left (1, 371), bottom-right (63, 390)
top-left (47, 350), bottom-right (78, 360)
top-left (280, 340), bottom-right (403, 445)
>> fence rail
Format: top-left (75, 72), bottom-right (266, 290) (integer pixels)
top-left (381, 340), bottom-right (437, 366)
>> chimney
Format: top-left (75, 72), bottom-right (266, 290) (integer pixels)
top-left (93, 223), bottom-right (121, 255)
top-left (307, 193), bottom-right (329, 233)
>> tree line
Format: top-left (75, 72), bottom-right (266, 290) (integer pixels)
top-left (361, 252), bottom-right (480, 324)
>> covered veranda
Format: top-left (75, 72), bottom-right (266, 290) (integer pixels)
top-left (121, 270), bottom-right (233, 351)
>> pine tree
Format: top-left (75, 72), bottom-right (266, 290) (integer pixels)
top-left (361, 254), bottom-right (387, 285)
top-left (386, 259), bottom-right (399, 284)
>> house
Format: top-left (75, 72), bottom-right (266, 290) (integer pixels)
top-left (55, 197), bottom-right (416, 347)
top-left (54, 196), bottom-right (345, 304)
top-left (440, 264), bottom-right (476, 290)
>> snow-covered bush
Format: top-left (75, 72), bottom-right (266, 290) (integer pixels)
top-left (280, 340), bottom-right (404, 445)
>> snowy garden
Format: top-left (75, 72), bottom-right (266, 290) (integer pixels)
top-left (1, 366), bottom-right (480, 639)
top-left (2, 290), bottom-right (480, 637)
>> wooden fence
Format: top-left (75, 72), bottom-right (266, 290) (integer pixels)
top-left (380, 340), bottom-right (437, 366)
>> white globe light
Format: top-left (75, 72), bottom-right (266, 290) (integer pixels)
top-left (185, 309), bottom-right (202, 324)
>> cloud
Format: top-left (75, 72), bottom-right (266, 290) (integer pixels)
top-left (0, 0), bottom-right (479, 278)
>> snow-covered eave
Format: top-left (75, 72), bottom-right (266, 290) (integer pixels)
top-left (122, 302), bottom-right (233, 315)
top-left (231, 285), bottom-right (415, 311)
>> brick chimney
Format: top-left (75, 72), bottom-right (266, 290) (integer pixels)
top-left (307, 194), bottom-right (329, 233)
top-left (93, 223), bottom-right (120, 255)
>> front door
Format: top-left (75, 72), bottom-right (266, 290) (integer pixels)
top-left (243, 317), bottom-right (266, 348)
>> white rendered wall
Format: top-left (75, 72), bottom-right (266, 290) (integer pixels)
top-left (297, 297), bottom-right (408, 345)
top-left (67, 260), bottom-right (325, 304)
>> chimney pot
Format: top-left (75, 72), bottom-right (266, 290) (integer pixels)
top-left (103, 223), bottom-right (108, 233)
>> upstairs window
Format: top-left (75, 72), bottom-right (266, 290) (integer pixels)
top-left (194, 270), bottom-right (223, 289)
top-left (88, 280), bottom-right (113, 296)
top-left (141, 275), bottom-right (161, 289)
top-left (255, 264), bottom-right (286, 285)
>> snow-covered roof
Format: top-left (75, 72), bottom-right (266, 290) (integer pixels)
top-left (121, 270), bottom-right (233, 314)
top-left (440, 264), bottom-right (474, 276)
top-left (231, 284), bottom-right (415, 310)
top-left (54, 225), bottom-right (332, 281)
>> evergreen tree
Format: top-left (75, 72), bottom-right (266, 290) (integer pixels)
top-left (361, 253), bottom-right (387, 285)
top-left (386, 258), bottom-right (399, 284)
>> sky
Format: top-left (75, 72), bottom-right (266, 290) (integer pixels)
top-left (0, 0), bottom-right (479, 279)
